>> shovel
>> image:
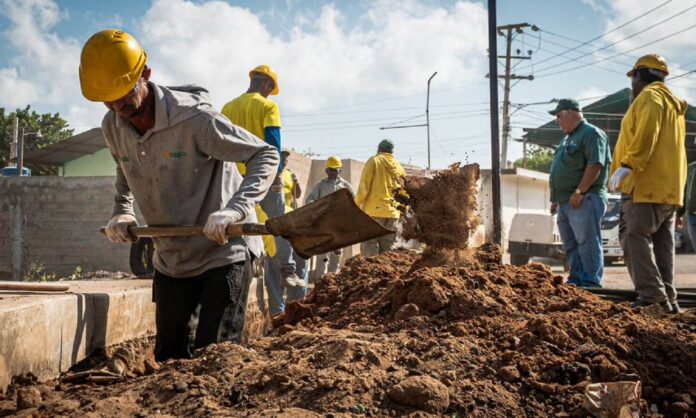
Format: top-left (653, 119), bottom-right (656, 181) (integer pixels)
top-left (100, 189), bottom-right (392, 259)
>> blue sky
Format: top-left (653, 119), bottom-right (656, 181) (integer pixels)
top-left (1, 0), bottom-right (695, 169)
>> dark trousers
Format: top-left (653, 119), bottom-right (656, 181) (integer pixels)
top-left (619, 197), bottom-right (677, 303)
top-left (152, 258), bottom-right (252, 361)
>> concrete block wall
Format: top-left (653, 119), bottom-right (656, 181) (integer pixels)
top-left (0, 155), bottom-right (388, 280)
top-left (0, 176), bottom-right (132, 279)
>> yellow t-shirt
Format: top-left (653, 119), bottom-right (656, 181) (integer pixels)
top-left (221, 92), bottom-right (282, 175)
top-left (282, 168), bottom-right (295, 212)
top-left (256, 205), bottom-right (276, 258)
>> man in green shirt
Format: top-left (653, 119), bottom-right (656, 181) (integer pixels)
top-left (549, 98), bottom-right (611, 287)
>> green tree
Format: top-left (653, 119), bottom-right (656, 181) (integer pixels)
top-left (514, 145), bottom-right (554, 173)
top-left (0, 106), bottom-right (74, 175)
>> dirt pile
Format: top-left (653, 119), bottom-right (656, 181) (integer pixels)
top-left (3, 162), bottom-right (696, 417)
top-left (3, 246), bottom-right (696, 417)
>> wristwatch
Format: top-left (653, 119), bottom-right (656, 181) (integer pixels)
top-left (573, 188), bottom-right (583, 195)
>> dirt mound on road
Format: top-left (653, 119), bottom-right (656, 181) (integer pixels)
top-left (3, 161), bottom-right (696, 417)
top-left (4, 245), bottom-right (696, 417)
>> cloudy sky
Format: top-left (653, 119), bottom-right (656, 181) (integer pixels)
top-left (1, 0), bottom-right (695, 169)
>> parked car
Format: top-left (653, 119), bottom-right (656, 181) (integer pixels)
top-left (601, 195), bottom-right (622, 265)
top-left (507, 213), bottom-right (565, 266)
top-left (602, 194), bottom-right (687, 264)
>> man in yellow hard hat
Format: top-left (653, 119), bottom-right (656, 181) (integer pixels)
top-left (80, 29), bottom-right (279, 361)
top-left (306, 156), bottom-right (355, 276)
top-left (356, 140), bottom-right (405, 256)
top-left (264, 149), bottom-right (309, 314)
top-left (609, 53), bottom-right (688, 314)
top-left (280, 149), bottom-right (301, 211)
top-left (221, 65), bottom-right (301, 287)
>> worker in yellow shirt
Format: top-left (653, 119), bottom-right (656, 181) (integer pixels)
top-left (264, 150), bottom-right (308, 315)
top-left (356, 139), bottom-right (405, 256)
top-left (281, 149), bottom-right (301, 210)
top-left (221, 65), bottom-right (301, 287)
top-left (609, 54), bottom-right (687, 314)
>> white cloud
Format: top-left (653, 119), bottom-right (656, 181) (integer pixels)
top-left (140, 0), bottom-right (488, 112)
top-left (0, 0), bottom-right (105, 129)
top-left (601, 0), bottom-right (696, 62)
top-left (0, 68), bottom-right (40, 107)
top-left (581, 0), bottom-right (607, 14)
top-left (576, 86), bottom-right (609, 102)
top-left (0, 0), bottom-right (489, 131)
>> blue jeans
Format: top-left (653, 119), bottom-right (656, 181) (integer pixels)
top-left (556, 193), bottom-right (606, 287)
top-left (688, 213), bottom-right (696, 251)
top-left (260, 189), bottom-right (295, 277)
top-left (264, 247), bottom-right (309, 316)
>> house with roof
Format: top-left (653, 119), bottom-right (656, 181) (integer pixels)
top-left (520, 88), bottom-right (696, 161)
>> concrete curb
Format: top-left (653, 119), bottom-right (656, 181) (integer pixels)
top-left (0, 277), bottom-right (271, 391)
top-left (0, 280), bottom-right (155, 390)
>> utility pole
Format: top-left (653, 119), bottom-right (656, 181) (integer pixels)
top-left (16, 126), bottom-right (24, 176)
top-left (426, 71), bottom-right (437, 171)
top-left (498, 23), bottom-right (535, 167)
top-left (488, 0), bottom-right (502, 246)
top-left (10, 117), bottom-right (18, 164)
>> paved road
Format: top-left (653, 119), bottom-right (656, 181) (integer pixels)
top-left (549, 253), bottom-right (696, 289)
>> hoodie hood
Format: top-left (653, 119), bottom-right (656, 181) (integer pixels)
top-left (159, 83), bottom-right (215, 128)
top-left (645, 82), bottom-right (688, 116)
top-left (375, 152), bottom-right (403, 179)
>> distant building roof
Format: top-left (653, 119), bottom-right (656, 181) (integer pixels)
top-left (402, 163), bottom-right (426, 177)
top-left (521, 88), bottom-right (696, 161)
top-left (23, 128), bottom-right (105, 166)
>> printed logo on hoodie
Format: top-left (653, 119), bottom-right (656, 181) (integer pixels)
top-left (163, 151), bottom-right (187, 160)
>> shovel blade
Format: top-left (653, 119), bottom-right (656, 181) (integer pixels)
top-left (266, 188), bottom-right (393, 258)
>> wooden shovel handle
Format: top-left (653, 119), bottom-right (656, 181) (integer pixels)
top-left (0, 281), bottom-right (69, 292)
top-left (99, 223), bottom-right (270, 238)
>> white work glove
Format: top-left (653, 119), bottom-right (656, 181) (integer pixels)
top-left (105, 214), bottom-right (138, 243)
top-left (609, 167), bottom-right (632, 192)
top-left (203, 208), bottom-right (243, 245)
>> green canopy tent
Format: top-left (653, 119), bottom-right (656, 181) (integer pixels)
top-left (520, 88), bottom-right (696, 162)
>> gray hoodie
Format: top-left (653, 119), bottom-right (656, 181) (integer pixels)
top-left (102, 82), bottom-right (279, 278)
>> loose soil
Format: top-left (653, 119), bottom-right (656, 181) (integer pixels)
top-left (2, 164), bottom-right (696, 417)
top-left (2, 246), bottom-right (696, 417)
top-left (398, 163), bottom-right (481, 266)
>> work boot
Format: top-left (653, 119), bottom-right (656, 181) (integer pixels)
top-left (630, 299), bottom-right (672, 314)
top-left (284, 273), bottom-right (306, 288)
top-left (669, 301), bottom-right (685, 314)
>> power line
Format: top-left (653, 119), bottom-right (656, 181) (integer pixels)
top-left (283, 112), bottom-right (489, 133)
top-left (534, 3), bottom-right (696, 75)
top-left (281, 80), bottom-right (489, 117)
top-left (532, 45), bottom-right (626, 76)
top-left (283, 101), bottom-right (491, 118)
top-left (515, 32), bottom-right (636, 73)
top-left (528, 0), bottom-right (673, 68)
top-left (535, 21), bottom-right (696, 79)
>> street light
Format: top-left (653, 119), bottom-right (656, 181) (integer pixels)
top-left (379, 72), bottom-right (437, 171)
top-left (426, 71), bottom-right (438, 171)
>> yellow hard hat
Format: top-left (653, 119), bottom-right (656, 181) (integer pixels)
top-left (627, 54), bottom-right (669, 77)
top-left (249, 65), bottom-right (279, 95)
top-left (79, 29), bottom-right (147, 102)
top-left (326, 156), bottom-right (342, 169)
